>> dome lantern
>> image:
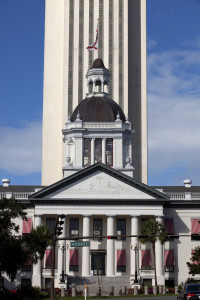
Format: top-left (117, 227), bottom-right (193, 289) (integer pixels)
top-left (86, 58), bottom-right (110, 97)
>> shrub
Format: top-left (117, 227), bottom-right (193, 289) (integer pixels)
top-left (138, 287), bottom-right (144, 294)
top-left (66, 289), bottom-right (72, 297)
top-left (76, 289), bottom-right (83, 296)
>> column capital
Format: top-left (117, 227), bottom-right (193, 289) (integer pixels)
top-left (82, 214), bottom-right (91, 218)
top-left (34, 214), bottom-right (42, 218)
top-left (131, 215), bottom-right (139, 218)
top-left (107, 215), bottom-right (115, 218)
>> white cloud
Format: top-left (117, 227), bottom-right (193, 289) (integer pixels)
top-left (148, 46), bottom-right (200, 185)
top-left (0, 121), bottom-right (42, 175)
top-left (147, 38), bottom-right (157, 50)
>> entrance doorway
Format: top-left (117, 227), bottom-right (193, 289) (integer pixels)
top-left (91, 252), bottom-right (106, 275)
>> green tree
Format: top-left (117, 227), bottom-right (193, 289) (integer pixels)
top-left (139, 218), bottom-right (167, 286)
top-left (0, 197), bottom-right (52, 280)
top-left (187, 246), bottom-right (200, 275)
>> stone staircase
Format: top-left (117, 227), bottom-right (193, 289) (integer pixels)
top-left (68, 276), bottom-right (131, 296)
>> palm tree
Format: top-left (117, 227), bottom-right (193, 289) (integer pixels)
top-left (139, 218), bottom-right (167, 287)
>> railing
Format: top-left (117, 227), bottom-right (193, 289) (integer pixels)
top-left (167, 193), bottom-right (185, 199)
top-left (166, 192), bottom-right (200, 200)
top-left (0, 193), bottom-right (6, 199)
top-left (0, 192), bottom-right (33, 200)
top-left (191, 193), bottom-right (200, 200)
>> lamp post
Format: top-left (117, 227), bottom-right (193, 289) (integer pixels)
top-left (60, 243), bottom-right (69, 283)
top-left (134, 244), bottom-right (139, 283)
top-left (50, 214), bottom-right (66, 300)
top-left (61, 245), bottom-right (65, 283)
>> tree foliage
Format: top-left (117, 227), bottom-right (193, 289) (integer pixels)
top-left (187, 246), bottom-right (200, 275)
top-left (0, 197), bottom-right (52, 280)
top-left (139, 218), bottom-right (167, 286)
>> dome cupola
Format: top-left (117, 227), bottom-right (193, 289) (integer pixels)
top-left (71, 58), bottom-right (125, 122)
top-left (86, 58), bottom-right (110, 97)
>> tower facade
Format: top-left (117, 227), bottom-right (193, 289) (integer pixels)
top-left (42, 0), bottom-right (147, 185)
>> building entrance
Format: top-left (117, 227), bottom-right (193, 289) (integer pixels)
top-left (91, 252), bottom-right (106, 275)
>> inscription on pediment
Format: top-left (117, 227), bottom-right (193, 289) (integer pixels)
top-left (49, 172), bottom-right (154, 199)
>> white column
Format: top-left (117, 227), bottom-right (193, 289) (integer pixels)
top-left (155, 216), bottom-right (164, 285)
top-left (102, 138), bottom-right (106, 164)
top-left (57, 216), bottom-right (67, 285)
top-left (32, 215), bottom-right (42, 287)
top-left (91, 138), bottom-right (95, 164)
top-left (130, 216), bottom-right (139, 275)
top-left (101, 81), bottom-right (104, 93)
top-left (82, 215), bottom-right (90, 276)
top-left (107, 215), bottom-right (115, 276)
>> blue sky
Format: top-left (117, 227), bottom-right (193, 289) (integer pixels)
top-left (0, 0), bottom-right (200, 186)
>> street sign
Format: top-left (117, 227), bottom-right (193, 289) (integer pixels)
top-left (70, 241), bottom-right (90, 247)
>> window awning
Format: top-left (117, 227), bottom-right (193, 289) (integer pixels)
top-left (164, 250), bottom-right (174, 266)
top-left (46, 249), bottom-right (52, 266)
top-left (117, 250), bottom-right (126, 266)
top-left (141, 250), bottom-right (151, 266)
top-left (164, 218), bottom-right (174, 235)
top-left (22, 218), bottom-right (32, 234)
top-left (191, 219), bottom-right (200, 234)
top-left (70, 249), bottom-right (79, 265)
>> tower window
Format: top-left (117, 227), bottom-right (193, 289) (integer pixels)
top-left (106, 139), bottom-right (113, 166)
top-left (84, 139), bottom-right (91, 167)
top-left (95, 139), bottom-right (102, 163)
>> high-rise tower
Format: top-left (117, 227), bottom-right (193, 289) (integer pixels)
top-left (42, 0), bottom-right (147, 185)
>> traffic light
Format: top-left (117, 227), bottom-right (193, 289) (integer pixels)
top-left (56, 214), bottom-right (66, 237)
top-left (107, 236), bottom-right (118, 239)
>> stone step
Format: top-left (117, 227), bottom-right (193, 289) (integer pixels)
top-left (68, 276), bottom-right (131, 296)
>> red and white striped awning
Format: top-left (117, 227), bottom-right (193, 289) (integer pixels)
top-left (117, 250), bottom-right (126, 266)
top-left (70, 249), bottom-right (79, 266)
top-left (141, 250), bottom-right (151, 267)
top-left (22, 218), bottom-right (32, 234)
top-left (191, 219), bottom-right (200, 234)
top-left (46, 249), bottom-right (52, 267)
top-left (164, 250), bottom-right (174, 266)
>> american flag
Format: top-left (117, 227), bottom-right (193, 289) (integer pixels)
top-left (87, 21), bottom-right (99, 51)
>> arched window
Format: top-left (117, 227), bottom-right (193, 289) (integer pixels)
top-left (106, 138), bottom-right (113, 166)
top-left (95, 80), bottom-right (101, 92)
top-left (89, 81), bottom-right (93, 93)
top-left (104, 80), bottom-right (108, 93)
top-left (95, 138), bottom-right (102, 163)
top-left (84, 138), bottom-right (91, 167)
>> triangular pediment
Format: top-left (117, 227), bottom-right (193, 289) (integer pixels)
top-left (44, 170), bottom-right (155, 200)
top-left (30, 163), bottom-right (168, 202)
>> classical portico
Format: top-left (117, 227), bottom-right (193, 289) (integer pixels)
top-left (30, 163), bottom-right (168, 288)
